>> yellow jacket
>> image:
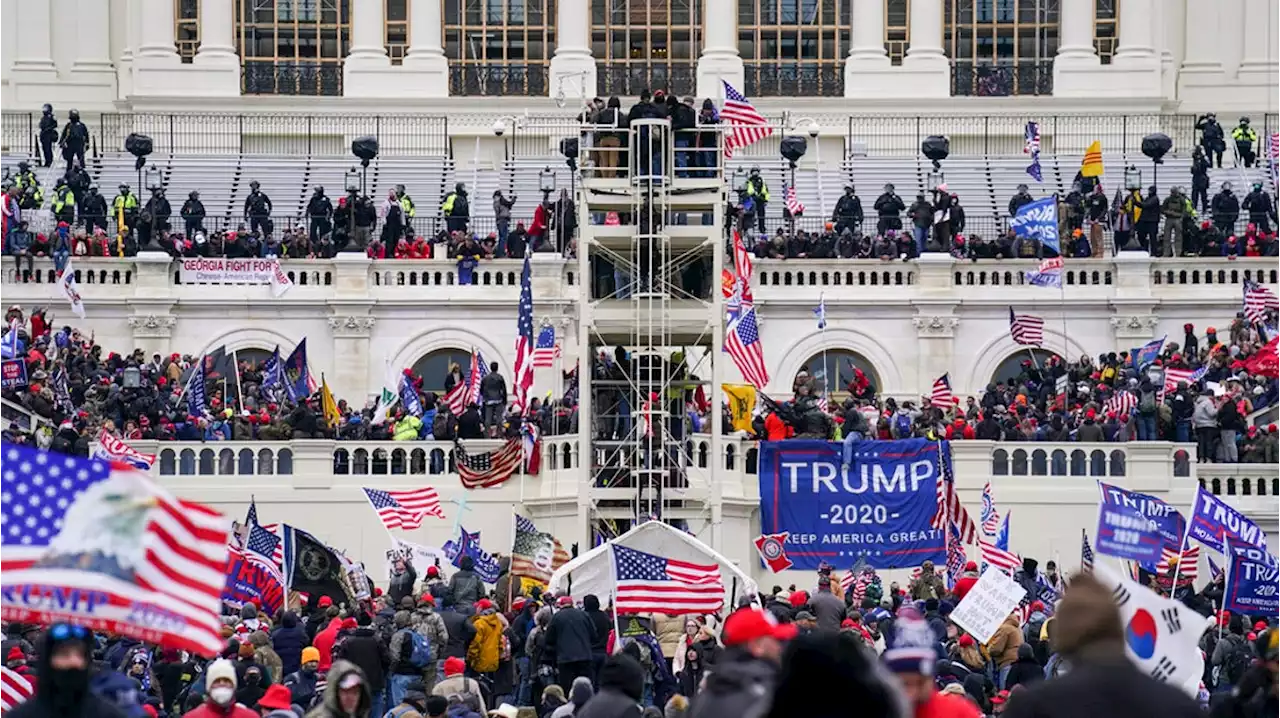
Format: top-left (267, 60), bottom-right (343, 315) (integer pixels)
top-left (467, 612), bottom-right (505, 673)
top-left (393, 416), bottom-right (422, 441)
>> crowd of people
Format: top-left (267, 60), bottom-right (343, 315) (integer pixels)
top-left (4, 551), bottom-right (1276, 718)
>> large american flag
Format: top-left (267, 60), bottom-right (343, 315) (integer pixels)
top-left (511, 514), bottom-right (570, 583)
top-left (1155, 545), bottom-right (1200, 582)
top-left (930, 373), bottom-right (954, 406)
top-left (784, 184), bottom-right (805, 216)
top-left (513, 252), bottom-right (535, 413)
top-left (1243, 279), bottom-right (1278, 324)
top-left (532, 324), bottom-right (561, 368)
top-left (455, 438), bottom-right (526, 489)
top-left (1163, 366), bottom-right (1206, 393)
top-left (1009, 307), bottom-right (1045, 346)
top-left (726, 306), bottom-right (770, 388)
top-left (1, 444), bottom-right (230, 656)
top-left (0, 666), bottom-right (33, 713)
top-left (613, 544), bottom-right (724, 615)
top-left (980, 482), bottom-right (1001, 536)
top-left (1104, 390), bottom-right (1138, 417)
top-left (945, 521), bottom-right (967, 589)
top-left (361, 487), bottom-right (444, 530)
top-left (978, 538), bottom-right (1021, 574)
top-left (1081, 528), bottom-right (1095, 572)
top-left (720, 81), bottom-right (772, 159)
top-left (245, 500), bottom-right (284, 567)
top-left (930, 441), bottom-right (977, 544)
top-left (444, 351), bottom-right (488, 417)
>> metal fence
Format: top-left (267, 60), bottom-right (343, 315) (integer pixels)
top-left (951, 61), bottom-right (1054, 97)
top-left (449, 65), bottom-right (549, 97)
top-left (744, 64), bottom-right (844, 98)
top-left (242, 61), bottom-right (343, 96)
top-left (596, 64), bottom-right (698, 98)
top-left (94, 112), bottom-right (450, 157)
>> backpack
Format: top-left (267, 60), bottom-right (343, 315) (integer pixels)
top-left (1139, 391), bottom-right (1157, 414)
top-left (397, 628), bottom-right (433, 669)
top-left (894, 412), bottom-right (913, 438)
top-left (1223, 644), bottom-right (1254, 686)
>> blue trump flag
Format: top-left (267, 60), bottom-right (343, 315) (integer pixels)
top-left (1187, 484), bottom-right (1267, 554)
top-left (399, 373), bottom-right (423, 417)
top-left (1009, 196), bottom-right (1060, 254)
top-left (261, 346), bottom-right (283, 390)
top-left (1094, 481), bottom-right (1172, 563)
top-left (757, 438), bottom-right (946, 571)
top-left (443, 527), bottom-right (501, 583)
top-left (283, 339), bottom-right (311, 401)
top-left (1096, 482), bottom-right (1186, 550)
top-left (1224, 538), bottom-right (1279, 616)
top-left (1130, 336), bottom-right (1166, 369)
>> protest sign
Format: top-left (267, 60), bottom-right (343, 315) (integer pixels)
top-left (950, 568), bottom-right (1028, 643)
top-left (178, 258), bottom-right (294, 297)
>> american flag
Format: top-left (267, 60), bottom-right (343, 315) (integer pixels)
top-left (1081, 528), bottom-right (1095, 572)
top-left (1009, 307), bottom-right (1045, 346)
top-left (0, 444), bottom-right (230, 656)
top-left (1155, 545), bottom-right (1200, 582)
top-left (361, 487), bottom-right (444, 530)
top-left (978, 538), bottom-right (1021, 574)
top-left (784, 184), bottom-right (805, 216)
top-left (455, 438), bottom-right (526, 489)
top-left (244, 500), bottom-right (284, 567)
top-left (513, 251), bottom-right (535, 413)
top-left (511, 514), bottom-right (570, 583)
top-left (930, 373), bottom-right (954, 406)
top-left (720, 81), bottom-right (773, 159)
top-left (946, 521), bottom-right (967, 589)
top-left (92, 430), bottom-right (157, 471)
top-left (444, 351), bottom-right (488, 416)
top-left (532, 324), bottom-right (561, 368)
top-left (980, 482), bottom-right (1001, 536)
top-left (930, 441), bottom-right (977, 544)
top-left (1163, 366), bottom-right (1206, 393)
top-left (1104, 390), bottom-right (1138, 417)
top-left (225, 522), bottom-right (286, 617)
top-left (612, 544), bottom-right (724, 615)
top-left (1024, 121), bottom-right (1042, 182)
top-left (726, 306), bottom-right (770, 388)
top-left (733, 230), bottom-right (754, 286)
top-left (1, 666), bottom-right (33, 713)
top-left (1243, 279), bottom-right (1278, 324)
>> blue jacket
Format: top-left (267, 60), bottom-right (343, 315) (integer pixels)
top-left (6, 230), bottom-right (32, 253)
top-left (420, 407), bottom-right (438, 438)
top-left (271, 611), bottom-right (309, 675)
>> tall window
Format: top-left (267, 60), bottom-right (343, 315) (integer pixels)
top-left (795, 349), bottom-right (881, 398)
top-left (737, 0), bottom-right (848, 96)
top-left (387, 0), bottom-right (409, 63)
top-left (1094, 0), bottom-right (1118, 63)
top-left (945, 0), bottom-right (1057, 96)
top-left (885, 0), bottom-right (908, 64)
top-left (176, 0), bottom-right (201, 62)
top-left (592, 0), bottom-right (702, 97)
top-left (411, 349), bottom-right (475, 392)
top-left (236, 0), bottom-right (350, 95)
top-left (445, 0), bottom-right (556, 95)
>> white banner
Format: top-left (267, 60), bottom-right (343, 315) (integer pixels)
top-left (178, 258), bottom-right (294, 297)
top-left (949, 568), bottom-right (1028, 643)
top-left (385, 538), bottom-right (449, 581)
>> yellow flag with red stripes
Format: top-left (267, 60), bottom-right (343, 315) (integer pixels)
top-left (1080, 140), bottom-right (1104, 177)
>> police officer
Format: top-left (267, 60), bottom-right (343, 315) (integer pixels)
top-left (745, 167), bottom-right (770, 234)
top-left (441, 182), bottom-right (469, 233)
top-left (80, 185), bottom-right (108, 236)
top-left (873, 183), bottom-right (905, 236)
top-left (140, 187), bottom-right (171, 250)
top-left (831, 185), bottom-right (864, 236)
top-left (395, 184), bottom-right (415, 237)
top-left (307, 185), bottom-right (333, 245)
top-left (1232, 117), bottom-right (1259, 168)
top-left (50, 177), bottom-right (75, 226)
top-left (38, 104), bottom-right (57, 168)
top-left (1190, 145), bottom-right (1211, 215)
top-left (1242, 181), bottom-right (1276, 234)
top-left (1210, 182), bottom-right (1240, 236)
top-left (1008, 183), bottom-right (1034, 216)
top-left (58, 109), bottom-right (89, 172)
top-left (18, 182), bottom-right (42, 211)
top-left (244, 179), bottom-right (274, 237)
top-left (1195, 112), bottom-right (1225, 168)
top-left (65, 161), bottom-right (90, 208)
top-left (113, 183), bottom-right (140, 237)
top-left (181, 190), bottom-right (206, 238)
top-left (12, 162), bottom-right (37, 194)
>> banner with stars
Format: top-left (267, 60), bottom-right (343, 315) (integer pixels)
top-left (757, 439), bottom-right (947, 571)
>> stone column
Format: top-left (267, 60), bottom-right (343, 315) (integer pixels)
top-left (1055, 0), bottom-right (1099, 64)
top-left (912, 314), bottom-right (959, 398)
top-left (901, 0), bottom-right (949, 97)
top-left (1177, 0), bottom-right (1226, 104)
top-left (343, 0), bottom-right (398, 97)
top-left (72, 0), bottom-right (117, 85)
top-left (695, 0), bottom-right (743, 99)
top-left (192, 0), bottom-right (241, 96)
top-left (1159, 0), bottom-right (1185, 101)
top-left (1113, 0), bottom-right (1157, 65)
top-left (550, 0), bottom-right (598, 101)
top-left (327, 315), bottom-right (376, 402)
top-left (1237, 0), bottom-right (1278, 82)
top-left (843, 0), bottom-right (893, 98)
top-left (135, 0), bottom-right (180, 61)
top-left (11, 0), bottom-right (58, 82)
top-left (402, 0), bottom-right (450, 97)
top-left (132, 0), bottom-right (187, 96)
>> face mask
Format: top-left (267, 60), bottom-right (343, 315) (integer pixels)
top-left (210, 686), bottom-right (235, 706)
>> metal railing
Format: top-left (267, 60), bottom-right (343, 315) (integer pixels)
top-left (951, 60), bottom-right (1054, 97)
top-left (242, 61), bottom-right (343, 96)
top-left (596, 63), bottom-right (697, 98)
top-left (744, 63), bottom-right (844, 97)
top-left (96, 112), bottom-right (450, 157)
top-left (448, 65), bottom-right (549, 96)
top-left (1, 112), bottom-right (35, 157)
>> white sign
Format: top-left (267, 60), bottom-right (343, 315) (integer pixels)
top-left (384, 538), bottom-right (449, 582)
top-left (949, 568), bottom-right (1028, 643)
top-left (178, 258), bottom-right (294, 297)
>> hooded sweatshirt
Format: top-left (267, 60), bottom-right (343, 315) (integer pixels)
top-left (8, 632), bottom-right (127, 718)
top-left (575, 654), bottom-right (645, 718)
top-left (305, 660), bottom-right (371, 718)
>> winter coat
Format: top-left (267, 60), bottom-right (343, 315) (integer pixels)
top-left (305, 660), bottom-right (372, 718)
top-left (467, 610), bottom-right (506, 673)
top-left (334, 627), bottom-right (386, 694)
top-left (986, 615), bottom-right (1025, 668)
top-left (412, 607), bottom-right (449, 657)
top-left (271, 612), bottom-right (309, 675)
top-left (1004, 643), bottom-right (1045, 690)
top-left (999, 654), bottom-right (1203, 718)
top-left (576, 655), bottom-right (645, 718)
top-left (687, 650), bottom-right (776, 718)
top-left (181, 699), bottom-right (259, 717)
top-left (650, 614), bottom-right (684, 659)
top-left (282, 667), bottom-right (321, 710)
top-left (389, 563), bottom-right (417, 606)
top-left (810, 590), bottom-right (846, 633)
top-left (448, 570), bottom-right (484, 607)
top-left (313, 618), bottom-right (343, 673)
top-left (545, 607), bottom-right (597, 664)
top-left (440, 609), bottom-right (476, 659)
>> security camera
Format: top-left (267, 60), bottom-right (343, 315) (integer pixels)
top-left (492, 119), bottom-right (507, 137)
top-left (806, 121), bottom-right (820, 138)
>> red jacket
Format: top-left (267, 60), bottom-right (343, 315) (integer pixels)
top-left (915, 692), bottom-right (982, 718)
top-left (952, 574), bottom-right (980, 601)
top-left (181, 699), bottom-right (259, 718)
top-left (312, 617), bottom-right (342, 672)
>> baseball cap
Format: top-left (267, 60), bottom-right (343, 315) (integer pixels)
top-left (722, 608), bottom-right (798, 646)
top-left (258, 684), bottom-right (293, 710)
top-left (339, 672), bottom-right (363, 690)
top-left (991, 690), bottom-right (1011, 705)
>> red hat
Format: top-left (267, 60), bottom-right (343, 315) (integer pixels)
top-left (426, 565), bottom-right (440, 578)
top-left (341, 618), bottom-right (357, 630)
top-left (6, 647), bottom-right (23, 661)
top-left (258, 684), bottom-right (293, 711)
top-left (841, 618), bottom-right (855, 629)
top-left (991, 690), bottom-right (1011, 705)
top-left (1030, 600), bottom-right (1046, 612)
top-left (958, 634), bottom-right (976, 648)
top-left (374, 587), bottom-right (383, 597)
top-left (1256, 621), bottom-right (1269, 631)
top-left (556, 595), bottom-right (574, 607)
top-left (444, 656), bottom-right (466, 676)
top-left (1269, 424), bottom-right (1277, 434)
top-left (512, 597), bottom-right (527, 610)
top-left (723, 608), bottom-right (798, 646)
top-left (417, 594), bottom-right (435, 607)
top-left (318, 595), bottom-right (333, 608)
top-left (964, 561), bottom-right (978, 571)
top-left (475, 598), bottom-right (494, 612)
top-left (1248, 632), bottom-right (1258, 641)
top-left (789, 590), bottom-right (809, 608)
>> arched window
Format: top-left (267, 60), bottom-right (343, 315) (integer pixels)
top-left (793, 349), bottom-right (881, 399)
top-left (412, 348), bottom-right (476, 393)
top-left (592, 0), bottom-right (702, 96)
top-left (446, 0), bottom-right (556, 94)
top-left (737, 0), bottom-right (848, 96)
top-left (237, 0), bottom-right (350, 95)
top-left (990, 349), bottom-right (1061, 388)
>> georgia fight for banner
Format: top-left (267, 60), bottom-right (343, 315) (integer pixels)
top-left (757, 438), bottom-right (946, 571)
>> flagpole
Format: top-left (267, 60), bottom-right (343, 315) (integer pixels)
top-left (819, 292), bottom-right (829, 403)
top-left (233, 349), bottom-right (245, 413)
top-left (608, 542), bottom-right (623, 653)
top-left (507, 512), bottom-right (518, 611)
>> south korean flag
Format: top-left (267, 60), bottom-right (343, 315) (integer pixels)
top-left (1093, 564), bottom-right (1213, 697)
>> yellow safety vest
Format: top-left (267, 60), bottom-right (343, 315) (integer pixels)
top-left (399, 195), bottom-right (415, 218)
top-left (52, 188), bottom-right (74, 213)
top-left (441, 193), bottom-right (456, 214)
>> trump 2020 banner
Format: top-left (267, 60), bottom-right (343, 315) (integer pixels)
top-left (757, 438), bottom-right (945, 571)
top-left (1187, 485), bottom-right (1267, 554)
top-left (1224, 538), bottom-right (1279, 616)
top-left (1095, 482), bottom-right (1183, 563)
top-left (221, 551), bottom-right (284, 618)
